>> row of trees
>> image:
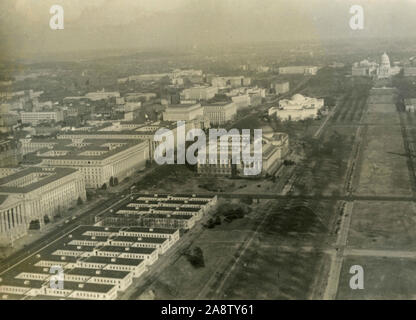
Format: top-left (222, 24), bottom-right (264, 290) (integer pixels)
top-left (100, 177), bottom-right (120, 190)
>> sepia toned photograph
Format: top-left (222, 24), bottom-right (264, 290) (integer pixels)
top-left (0, 0), bottom-right (416, 306)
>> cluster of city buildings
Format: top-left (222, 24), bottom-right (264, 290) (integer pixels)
top-left (0, 66), bottom-right (293, 253)
top-left (118, 69), bottom-right (204, 86)
top-left (0, 90), bottom-right (63, 130)
top-left (118, 70), bottom-right (260, 112)
top-left (0, 193), bottom-right (217, 300)
top-left (399, 55), bottom-right (416, 77)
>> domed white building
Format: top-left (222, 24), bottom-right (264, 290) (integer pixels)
top-left (291, 94), bottom-right (306, 103)
top-left (268, 93), bottom-right (324, 121)
top-left (378, 52), bottom-right (391, 79)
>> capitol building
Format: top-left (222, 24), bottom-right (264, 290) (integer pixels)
top-left (352, 52), bottom-right (401, 79)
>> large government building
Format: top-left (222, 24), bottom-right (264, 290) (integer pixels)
top-left (197, 127), bottom-right (289, 177)
top-left (0, 167), bottom-right (86, 246)
top-left (28, 139), bottom-right (149, 189)
top-left (203, 102), bottom-right (237, 125)
top-left (163, 103), bottom-right (204, 122)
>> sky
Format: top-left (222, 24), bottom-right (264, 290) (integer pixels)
top-left (1, 0), bottom-right (416, 59)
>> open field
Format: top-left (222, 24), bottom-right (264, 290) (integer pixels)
top-left (333, 94), bottom-right (368, 124)
top-left (364, 104), bottom-right (400, 125)
top-left (367, 103), bottom-right (398, 114)
top-left (333, 85), bottom-right (416, 300)
top-left (348, 201), bottom-right (416, 250)
top-left (356, 124), bottom-right (412, 196)
top-left (134, 164), bottom-right (281, 195)
top-left (337, 256), bottom-right (416, 300)
top-left (219, 246), bottom-right (329, 300)
top-left (146, 229), bottom-right (250, 300)
top-left (141, 199), bottom-right (338, 300)
top-left (141, 203), bottom-right (264, 300)
top-left (217, 201), bottom-right (337, 300)
top-left (292, 82), bottom-right (370, 197)
top-left (294, 126), bottom-right (356, 196)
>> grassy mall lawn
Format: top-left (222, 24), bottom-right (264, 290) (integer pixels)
top-left (337, 256), bottom-right (416, 300)
top-left (294, 126), bottom-right (355, 196)
top-left (255, 200), bottom-right (336, 244)
top-left (348, 201), bottom-right (416, 251)
top-left (364, 106), bottom-right (400, 125)
top-left (219, 244), bottom-right (328, 299)
top-left (356, 125), bottom-right (412, 196)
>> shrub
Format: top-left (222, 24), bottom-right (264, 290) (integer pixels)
top-left (184, 246), bottom-right (205, 268)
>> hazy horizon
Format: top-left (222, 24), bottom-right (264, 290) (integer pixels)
top-left (2, 0), bottom-right (416, 60)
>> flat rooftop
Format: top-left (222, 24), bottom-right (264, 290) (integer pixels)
top-left (59, 281), bottom-right (115, 293)
top-left (35, 138), bottom-right (147, 161)
top-left (0, 167), bottom-right (79, 194)
top-left (166, 103), bottom-right (201, 108)
top-left (67, 268), bottom-right (130, 279)
top-left (83, 256), bottom-right (144, 266)
top-left (111, 236), bottom-right (167, 244)
top-left (98, 246), bottom-right (156, 255)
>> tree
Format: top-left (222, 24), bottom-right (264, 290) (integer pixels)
top-left (206, 218), bottom-right (215, 229)
top-left (241, 196), bottom-right (253, 205)
top-left (184, 246), bottom-right (205, 268)
top-left (29, 220), bottom-right (41, 230)
top-left (214, 216), bottom-right (221, 225)
top-left (192, 247), bottom-right (205, 267)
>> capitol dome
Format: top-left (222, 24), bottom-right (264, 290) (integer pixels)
top-left (291, 94), bottom-right (305, 102)
top-left (381, 52), bottom-right (391, 67)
